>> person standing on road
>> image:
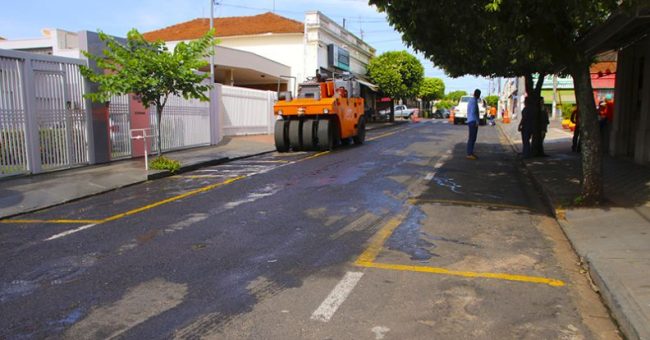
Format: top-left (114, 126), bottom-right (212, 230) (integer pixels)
top-left (466, 89), bottom-right (481, 160)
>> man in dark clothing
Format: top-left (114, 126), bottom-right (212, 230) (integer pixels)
top-left (518, 97), bottom-right (534, 158)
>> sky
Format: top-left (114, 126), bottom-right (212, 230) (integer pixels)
top-left (0, 0), bottom-right (491, 95)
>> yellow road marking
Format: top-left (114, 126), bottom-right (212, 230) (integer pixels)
top-left (354, 216), bottom-right (404, 264)
top-left (354, 209), bottom-right (565, 287)
top-left (296, 151), bottom-right (330, 162)
top-left (355, 261), bottom-right (565, 287)
top-left (367, 128), bottom-right (409, 141)
top-left (408, 198), bottom-right (533, 211)
top-left (0, 219), bottom-right (103, 224)
top-left (175, 175), bottom-right (226, 179)
top-left (101, 175), bottom-right (247, 223)
top-left (2, 150), bottom-right (331, 225)
top-left (247, 160), bottom-right (290, 163)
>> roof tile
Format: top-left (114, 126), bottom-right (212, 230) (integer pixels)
top-left (143, 12), bottom-right (304, 41)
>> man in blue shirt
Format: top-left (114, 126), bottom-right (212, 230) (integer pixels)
top-left (466, 89), bottom-right (481, 160)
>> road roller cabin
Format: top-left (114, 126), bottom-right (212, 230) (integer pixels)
top-left (273, 74), bottom-right (366, 152)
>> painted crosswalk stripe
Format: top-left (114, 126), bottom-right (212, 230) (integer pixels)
top-left (311, 271), bottom-right (364, 322)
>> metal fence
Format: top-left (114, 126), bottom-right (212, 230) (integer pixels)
top-left (1, 49), bottom-right (275, 177)
top-left (0, 49), bottom-right (89, 177)
top-left (108, 94), bottom-right (131, 159)
top-left (149, 85), bottom-right (211, 153)
top-left (219, 85), bottom-right (276, 136)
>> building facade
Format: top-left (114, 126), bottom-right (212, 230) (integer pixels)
top-left (143, 11), bottom-right (377, 98)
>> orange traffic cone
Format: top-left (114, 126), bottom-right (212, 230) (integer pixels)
top-left (411, 109), bottom-right (421, 123)
top-left (502, 109), bottom-right (510, 124)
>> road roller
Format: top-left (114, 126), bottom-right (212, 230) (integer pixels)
top-left (273, 74), bottom-right (366, 152)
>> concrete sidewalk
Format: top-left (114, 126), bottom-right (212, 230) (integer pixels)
top-left (0, 134), bottom-right (277, 219)
top-left (500, 117), bottom-right (650, 340)
top-left (0, 122), bottom-right (398, 220)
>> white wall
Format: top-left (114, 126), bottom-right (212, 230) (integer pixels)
top-left (219, 34), bottom-right (304, 91)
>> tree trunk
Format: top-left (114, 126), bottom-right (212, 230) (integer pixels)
top-left (157, 105), bottom-right (163, 156)
top-left (390, 102), bottom-right (395, 122)
top-left (523, 73), bottom-right (546, 157)
top-left (572, 63), bottom-right (603, 204)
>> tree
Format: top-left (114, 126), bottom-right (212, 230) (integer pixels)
top-left (367, 51), bottom-right (424, 121)
top-left (419, 77), bottom-right (445, 102)
top-left (370, 0), bottom-right (620, 204)
top-left (436, 99), bottom-right (456, 110)
top-left (419, 77), bottom-right (445, 113)
top-left (81, 29), bottom-right (216, 156)
top-left (485, 95), bottom-right (499, 108)
top-left (445, 90), bottom-right (468, 103)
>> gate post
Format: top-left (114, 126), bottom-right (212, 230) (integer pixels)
top-left (21, 56), bottom-right (42, 174)
top-left (267, 91), bottom-right (275, 135)
top-left (210, 84), bottom-right (222, 145)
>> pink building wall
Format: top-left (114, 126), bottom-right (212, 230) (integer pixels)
top-left (129, 95), bottom-right (151, 157)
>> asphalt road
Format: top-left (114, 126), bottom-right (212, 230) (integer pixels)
top-left (0, 120), bottom-right (619, 339)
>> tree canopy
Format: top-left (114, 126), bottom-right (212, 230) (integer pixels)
top-left (81, 29), bottom-right (216, 155)
top-left (419, 77), bottom-right (445, 102)
top-left (369, 0), bottom-right (622, 203)
top-left (445, 90), bottom-right (468, 103)
top-left (367, 50), bottom-right (424, 100)
top-left (485, 95), bottom-right (499, 107)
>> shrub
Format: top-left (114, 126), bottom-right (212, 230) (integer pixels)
top-left (560, 103), bottom-right (575, 120)
top-left (149, 156), bottom-right (181, 173)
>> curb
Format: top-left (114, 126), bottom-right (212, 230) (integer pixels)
top-left (497, 123), bottom-right (638, 340)
top-left (555, 218), bottom-right (640, 340)
top-left (146, 150), bottom-right (275, 180)
top-left (1, 150), bottom-right (275, 220)
top-left (497, 123), bottom-right (557, 218)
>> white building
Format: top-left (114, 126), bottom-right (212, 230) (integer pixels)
top-left (0, 28), bottom-right (84, 58)
top-left (143, 11), bottom-right (377, 95)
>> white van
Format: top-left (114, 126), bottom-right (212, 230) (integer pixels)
top-left (453, 96), bottom-right (487, 125)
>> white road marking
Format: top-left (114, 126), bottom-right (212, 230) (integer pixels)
top-left (311, 271), bottom-right (364, 322)
top-left (44, 223), bottom-right (97, 241)
top-left (224, 184), bottom-right (280, 209)
top-left (42, 153), bottom-right (310, 241)
top-left (425, 149), bottom-right (452, 181)
top-left (372, 326), bottom-right (391, 339)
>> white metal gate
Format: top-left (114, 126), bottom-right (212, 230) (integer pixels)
top-left (220, 85), bottom-right (276, 136)
top-left (108, 94), bottom-right (131, 159)
top-left (0, 56), bottom-right (28, 176)
top-left (0, 49), bottom-right (89, 177)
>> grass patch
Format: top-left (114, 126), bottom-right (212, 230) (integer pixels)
top-left (149, 156), bottom-right (181, 173)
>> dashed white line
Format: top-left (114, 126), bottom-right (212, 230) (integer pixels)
top-left (425, 149), bottom-right (452, 181)
top-left (44, 223), bottom-right (97, 241)
top-left (311, 271), bottom-right (364, 322)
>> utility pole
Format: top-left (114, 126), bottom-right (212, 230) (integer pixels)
top-left (552, 74), bottom-right (559, 120)
top-left (210, 0), bottom-right (217, 85)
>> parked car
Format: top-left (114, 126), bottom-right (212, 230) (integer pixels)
top-left (377, 105), bottom-right (417, 120)
top-left (453, 96), bottom-right (488, 125)
top-left (432, 108), bottom-right (450, 119)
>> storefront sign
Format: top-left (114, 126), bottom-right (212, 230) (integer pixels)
top-left (328, 44), bottom-right (350, 71)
